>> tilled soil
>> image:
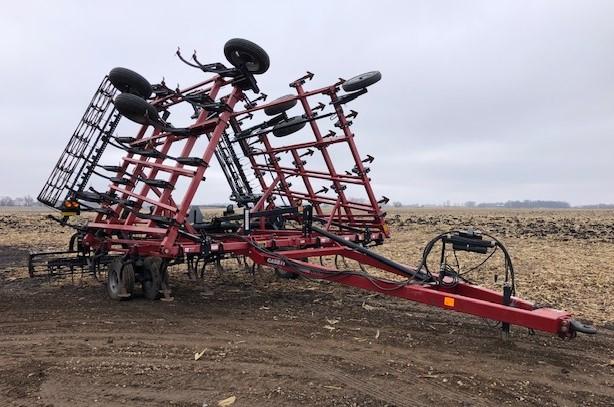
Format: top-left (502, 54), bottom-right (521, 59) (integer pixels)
top-left (1, 270), bottom-right (613, 407)
top-left (1, 208), bottom-right (613, 406)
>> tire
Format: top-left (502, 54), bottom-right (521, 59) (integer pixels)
top-left (142, 256), bottom-right (162, 300)
top-left (271, 116), bottom-right (306, 137)
top-left (224, 38), bottom-right (270, 74)
top-left (107, 258), bottom-right (134, 300)
top-left (109, 67), bottom-right (153, 99)
top-left (114, 93), bottom-right (159, 126)
top-left (107, 262), bottom-right (121, 300)
top-left (264, 94), bottom-right (297, 116)
top-left (124, 264), bottom-right (135, 294)
top-left (342, 71), bottom-right (382, 92)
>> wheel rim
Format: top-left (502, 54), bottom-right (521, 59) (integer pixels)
top-left (108, 268), bottom-right (120, 295)
top-left (230, 51), bottom-right (260, 72)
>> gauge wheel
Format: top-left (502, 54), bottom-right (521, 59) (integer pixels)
top-left (271, 116), bottom-right (306, 137)
top-left (109, 67), bottom-right (153, 98)
top-left (342, 71), bottom-right (382, 92)
top-left (224, 38), bottom-right (270, 74)
top-left (264, 94), bottom-right (298, 116)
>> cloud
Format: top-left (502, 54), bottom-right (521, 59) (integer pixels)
top-left (0, 0), bottom-right (612, 205)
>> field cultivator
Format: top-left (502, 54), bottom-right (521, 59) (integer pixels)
top-left (29, 39), bottom-right (596, 339)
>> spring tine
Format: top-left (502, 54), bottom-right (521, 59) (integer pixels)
top-left (311, 102), bottom-right (325, 112)
top-left (176, 47), bottom-right (200, 68)
top-left (300, 149), bottom-right (314, 158)
top-left (362, 154), bottom-right (374, 163)
top-left (378, 196), bottom-right (390, 205)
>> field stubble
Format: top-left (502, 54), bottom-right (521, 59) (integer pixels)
top-left (0, 207), bottom-right (613, 406)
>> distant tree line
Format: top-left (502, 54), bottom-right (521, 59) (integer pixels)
top-left (474, 200), bottom-right (571, 209)
top-left (0, 195), bottom-right (38, 206)
top-left (575, 203), bottom-right (614, 209)
top-left (388, 200), bottom-right (613, 209)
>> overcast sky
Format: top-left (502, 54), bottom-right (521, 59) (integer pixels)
top-left (1, 0), bottom-right (613, 205)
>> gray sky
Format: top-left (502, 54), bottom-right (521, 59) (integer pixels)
top-left (1, 0), bottom-right (613, 205)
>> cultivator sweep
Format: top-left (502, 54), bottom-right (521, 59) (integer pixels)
top-left (30, 39), bottom-right (595, 338)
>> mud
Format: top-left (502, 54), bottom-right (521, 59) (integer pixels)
top-left (1, 270), bottom-right (613, 406)
top-left (1, 208), bottom-right (613, 406)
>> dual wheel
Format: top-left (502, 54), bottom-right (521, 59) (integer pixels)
top-left (107, 256), bottom-right (168, 301)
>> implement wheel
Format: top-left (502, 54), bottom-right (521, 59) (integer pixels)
top-left (114, 93), bottom-right (159, 126)
top-left (142, 256), bottom-right (163, 300)
top-left (272, 116), bottom-right (306, 137)
top-left (109, 67), bottom-right (153, 98)
top-left (224, 38), bottom-right (270, 74)
top-left (264, 94), bottom-right (297, 116)
top-left (107, 258), bottom-right (135, 301)
top-left (342, 71), bottom-right (382, 92)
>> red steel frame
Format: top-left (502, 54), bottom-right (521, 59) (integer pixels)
top-left (78, 69), bottom-right (581, 339)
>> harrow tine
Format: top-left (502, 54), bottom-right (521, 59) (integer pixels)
top-left (244, 93), bottom-right (268, 109)
top-left (362, 154), bottom-right (375, 164)
top-left (236, 112), bottom-right (254, 126)
top-left (290, 71), bottom-right (314, 87)
top-left (346, 110), bottom-right (358, 120)
top-left (378, 196), bottom-right (390, 205)
top-left (311, 102), bottom-right (325, 112)
top-left (299, 149), bottom-right (315, 158)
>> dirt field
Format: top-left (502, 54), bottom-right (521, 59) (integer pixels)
top-left (1, 208), bottom-right (613, 406)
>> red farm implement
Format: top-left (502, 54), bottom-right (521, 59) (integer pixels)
top-left (29, 38), bottom-right (596, 339)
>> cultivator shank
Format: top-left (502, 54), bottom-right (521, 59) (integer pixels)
top-left (30, 39), bottom-right (595, 339)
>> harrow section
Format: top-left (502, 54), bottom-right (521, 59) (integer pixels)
top-left (30, 38), bottom-right (596, 340)
top-left (37, 77), bottom-right (120, 209)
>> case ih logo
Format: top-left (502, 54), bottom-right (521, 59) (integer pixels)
top-left (266, 258), bottom-right (285, 267)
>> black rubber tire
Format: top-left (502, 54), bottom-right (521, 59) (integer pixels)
top-left (114, 93), bottom-right (159, 126)
top-left (107, 262), bottom-right (122, 301)
top-left (142, 256), bottom-right (162, 300)
top-left (342, 71), bottom-right (382, 92)
top-left (224, 38), bottom-right (270, 74)
top-left (109, 67), bottom-right (153, 99)
top-left (264, 94), bottom-right (298, 116)
top-left (124, 264), bottom-right (135, 295)
top-left (271, 116), bottom-right (306, 137)
top-left (107, 258), bottom-right (134, 300)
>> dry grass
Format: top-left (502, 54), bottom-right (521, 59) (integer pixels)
top-left (1, 207), bottom-right (612, 324)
